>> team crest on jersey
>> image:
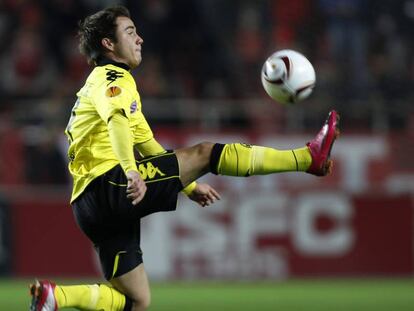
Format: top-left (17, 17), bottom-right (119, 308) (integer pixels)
top-left (130, 101), bottom-right (137, 113)
top-left (105, 86), bottom-right (122, 97)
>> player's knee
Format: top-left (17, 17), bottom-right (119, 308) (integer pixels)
top-left (131, 291), bottom-right (151, 310)
top-left (196, 141), bottom-right (214, 158)
top-left (194, 141), bottom-right (214, 162)
top-left (127, 282), bottom-right (151, 311)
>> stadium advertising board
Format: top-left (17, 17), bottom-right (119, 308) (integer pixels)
top-left (142, 192), bottom-right (412, 279)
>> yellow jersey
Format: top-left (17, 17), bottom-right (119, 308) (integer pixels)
top-left (65, 62), bottom-right (154, 203)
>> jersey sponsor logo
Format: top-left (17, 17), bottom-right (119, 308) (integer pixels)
top-left (105, 69), bottom-right (124, 85)
top-left (130, 101), bottom-right (137, 113)
top-left (105, 86), bottom-right (122, 97)
top-left (138, 162), bottom-right (166, 181)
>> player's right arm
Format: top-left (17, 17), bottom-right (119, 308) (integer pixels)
top-left (108, 111), bottom-right (147, 205)
top-left (92, 69), bottom-right (148, 204)
top-left (107, 112), bottom-right (138, 173)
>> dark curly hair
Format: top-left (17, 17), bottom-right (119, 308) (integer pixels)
top-left (78, 5), bottom-right (130, 65)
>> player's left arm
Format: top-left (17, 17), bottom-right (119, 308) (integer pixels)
top-left (186, 182), bottom-right (221, 207)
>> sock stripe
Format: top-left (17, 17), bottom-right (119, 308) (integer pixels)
top-left (88, 285), bottom-right (99, 309)
top-left (291, 150), bottom-right (299, 171)
top-left (251, 146), bottom-right (265, 175)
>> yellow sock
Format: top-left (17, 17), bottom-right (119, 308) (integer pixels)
top-left (216, 143), bottom-right (311, 176)
top-left (54, 283), bottom-right (128, 311)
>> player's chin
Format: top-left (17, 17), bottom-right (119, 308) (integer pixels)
top-left (135, 54), bottom-right (142, 65)
top-left (129, 57), bottom-right (141, 69)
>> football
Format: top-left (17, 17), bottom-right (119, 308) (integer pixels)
top-left (261, 49), bottom-right (316, 105)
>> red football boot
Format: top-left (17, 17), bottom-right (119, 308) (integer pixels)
top-left (29, 280), bottom-right (58, 311)
top-left (306, 110), bottom-right (340, 176)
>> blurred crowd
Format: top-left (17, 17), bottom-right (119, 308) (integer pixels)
top-left (0, 0), bottom-right (413, 185)
top-left (0, 1), bottom-right (413, 101)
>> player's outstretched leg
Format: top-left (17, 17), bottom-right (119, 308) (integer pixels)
top-left (29, 279), bottom-right (133, 310)
top-left (209, 110), bottom-right (340, 178)
top-left (176, 110), bottom-right (340, 186)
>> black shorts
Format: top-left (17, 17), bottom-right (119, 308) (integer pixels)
top-left (72, 151), bottom-right (183, 280)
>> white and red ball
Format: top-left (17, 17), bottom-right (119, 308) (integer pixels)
top-left (261, 49), bottom-right (316, 105)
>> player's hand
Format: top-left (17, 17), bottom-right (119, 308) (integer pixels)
top-left (126, 170), bottom-right (147, 205)
top-left (188, 183), bottom-right (221, 207)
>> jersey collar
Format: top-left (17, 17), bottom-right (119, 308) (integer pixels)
top-left (96, 58), bottom-right (130, 71)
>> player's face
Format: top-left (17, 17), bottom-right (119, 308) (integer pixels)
top-left (113, 16), bottom-right (143, 68)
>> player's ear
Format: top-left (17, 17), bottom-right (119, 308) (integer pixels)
top-left (101, 38), bottom-right (115, 52)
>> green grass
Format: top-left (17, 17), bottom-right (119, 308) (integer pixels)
top-left (1, 278), bottom-right (413, 310)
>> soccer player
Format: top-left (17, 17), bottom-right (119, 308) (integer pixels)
top-left (29, 5), bottom-right (339, 311)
